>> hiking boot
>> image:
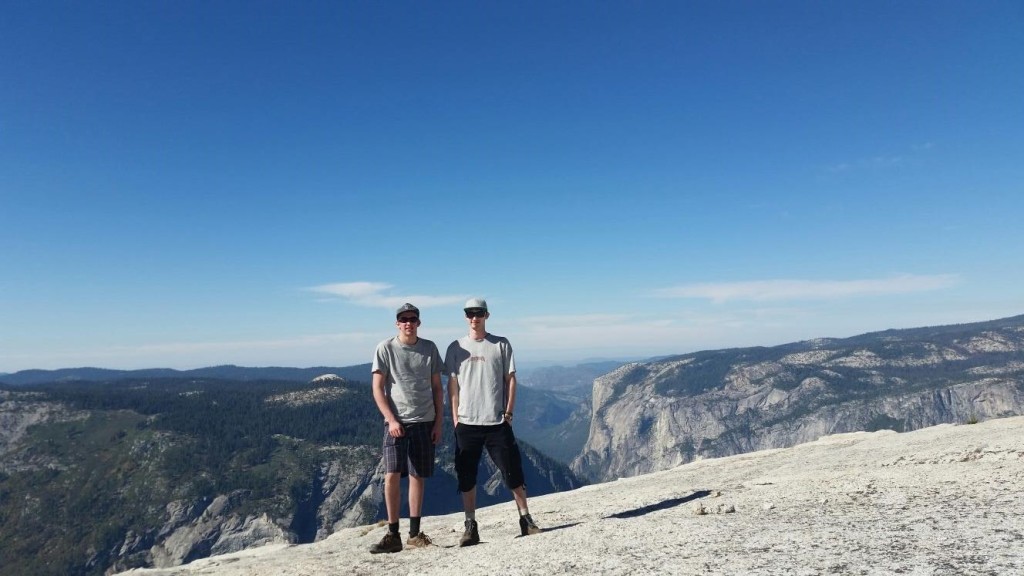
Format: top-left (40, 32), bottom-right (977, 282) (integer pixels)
top-left (369, 532), bottom-right (403, 554)
top-left (406, 532), bottom-right (432, 548)
top-left (459, 519), bottom-right (480, 547)
top-left (519, 514), bottom-right (542, 536)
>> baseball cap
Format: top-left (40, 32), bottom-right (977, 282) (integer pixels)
top-left (396, 303), bottom-right (420, 318)
top-left (463, 298), bottom-right (488, 311)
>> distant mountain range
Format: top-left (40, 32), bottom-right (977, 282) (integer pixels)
top-left (0, 361), bottom-right (617, 467)
top-left (516, 360), bottom-right (624, 394)
top-left (0, 364), bottom-right (374, 386)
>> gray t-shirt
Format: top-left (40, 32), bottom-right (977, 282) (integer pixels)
top-left (372, 336), bottom-right (443, 424)
top-left (444, 333), bottom-right (515, 426)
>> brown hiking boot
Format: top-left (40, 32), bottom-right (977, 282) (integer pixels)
top-left (369, 532), bottom-right (403, 554)
top-left (519, 514), bottom-right (542, 536)
top-left (406, 532), bottom-right (432, 548)
top-left (459, 519), bottom-right (480, 547)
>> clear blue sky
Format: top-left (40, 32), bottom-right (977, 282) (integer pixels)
top-left (2, 1), bottom-right (1023, 372)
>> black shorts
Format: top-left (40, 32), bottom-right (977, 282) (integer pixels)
top-left (454, 422), bottom-right (525, 493)
top-left (382, 421), bottom-right (435, 478)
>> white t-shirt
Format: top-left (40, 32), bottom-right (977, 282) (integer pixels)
top-left (372, 336), bottom-right (442, 423)
top-left (444, 333), bottom-right (515, 426)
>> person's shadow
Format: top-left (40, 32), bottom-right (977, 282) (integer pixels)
top-left (604, 490), bottom-right (712, 519)
top-left (502, 490), bottom-right (712, 541)
top-left (513, 522), bottom-right (582, 538)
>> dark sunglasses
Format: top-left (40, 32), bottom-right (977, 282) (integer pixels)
top-left (465, 309), bottom-right (486, 318)
top-left (397, 316), bottom-right (420, 323)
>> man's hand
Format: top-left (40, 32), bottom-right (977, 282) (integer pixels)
top-left (387, 419), bottom-right (405, 438)
top-left (431, 420), bottom-right (442, 444)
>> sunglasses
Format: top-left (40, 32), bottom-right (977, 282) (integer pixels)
top-left (397, 316), bottom-right (420, 323)
top-left (465, 309), bottom-right (486, 318)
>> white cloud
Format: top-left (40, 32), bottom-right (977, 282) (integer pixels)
top-left (311, 281), bottom-right (393, 299)
top-left (652, 274), bottom-right (959, 304)
top-left (308, 281), bottom-right (466, 309)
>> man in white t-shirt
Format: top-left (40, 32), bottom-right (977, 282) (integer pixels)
top-left (369, 303), bottom-right (444, 554)
top-left (445, 298), bottom-right (542, 546)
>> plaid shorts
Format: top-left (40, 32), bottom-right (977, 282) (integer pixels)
top-left (382, 421), bottom-right (435, 478)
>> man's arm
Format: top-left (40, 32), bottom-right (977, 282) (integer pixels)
top-left (371, 371), bottom-right (404, 438)
top-left (503, 371), bottom-right (517, 424)
top-left (448, 375), bottom-right (460, 427)
top-left (430, 372), bottom-right (443, 443)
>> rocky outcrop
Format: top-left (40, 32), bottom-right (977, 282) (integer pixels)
top-left (310, 448), bottom-right (382, 539)
top-left (147, 492), bottom-right (293, 568)
top-left (105, 446), bottom-right (383, 571)
top-left (574, 315), bottom-right (1024, 482)
top-left (0, 390), bottom-right (85, 471)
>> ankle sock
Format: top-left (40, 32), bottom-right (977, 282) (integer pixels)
top-left (409, 516), bottom-right (421, 536)
top-left (388, 522), bottom-right (399, 536)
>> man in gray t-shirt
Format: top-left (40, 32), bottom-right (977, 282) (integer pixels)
top-left (369, 303), bottom-right (443, 554)
top-left (444, 298), bottom-right (542, 547)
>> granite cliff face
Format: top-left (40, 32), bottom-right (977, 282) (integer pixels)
top-left (132, 447), bottom-right (384, 569)
top-left (573, 315), bottom-right (1024, 482)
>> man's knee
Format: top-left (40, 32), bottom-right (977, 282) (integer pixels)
top-left (495, 445), bottom-right (525, 490)
top-left (453, 458), bottom-right (474, 491)
top-left (503, 467), bottom-right (525, 490)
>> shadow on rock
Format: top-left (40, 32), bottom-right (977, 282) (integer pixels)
top-left (604, 490), bottom-right (712, 519)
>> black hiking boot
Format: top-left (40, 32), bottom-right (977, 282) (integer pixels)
top-left (519, 514), bottom-right (542, 536)
top-left (459, 519), bottom-right (480, 547)
top-left (369, 531), bottom-right (403, 554)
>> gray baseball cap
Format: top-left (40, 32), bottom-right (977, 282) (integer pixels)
top-left (463, 298), bottom-right (487, 311)
top-left (396, 303), bottom-right (420, 318)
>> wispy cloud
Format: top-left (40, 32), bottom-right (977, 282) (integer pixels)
top-left (652, 274), bottom-right (959, 304)
top-left (308, 281), bottom-right (467, 309)
top-left (826, 141), bottom-right (934, 173)
top-left (313, 281), bottom-right (393, 299)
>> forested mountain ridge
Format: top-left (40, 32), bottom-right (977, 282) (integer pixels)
top-left (0, 364), bottom-right (374, 387)
top-left (0, 376), bottom-right (581, 576)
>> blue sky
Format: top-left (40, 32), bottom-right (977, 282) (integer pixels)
top-left (2, 1), bottom-right (1023, 372)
